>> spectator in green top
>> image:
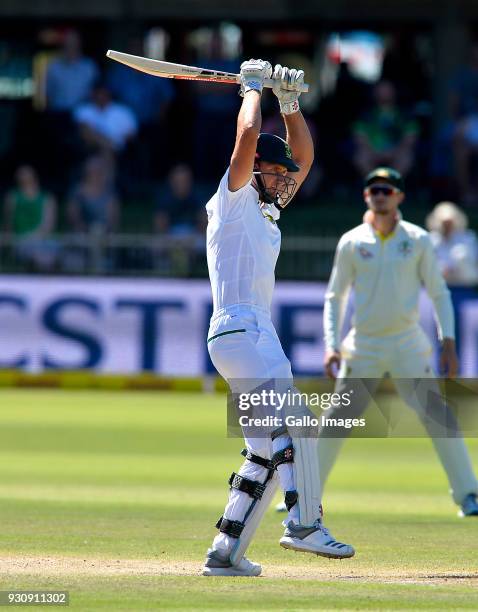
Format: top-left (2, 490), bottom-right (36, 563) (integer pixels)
top-left (3, 165), bottom-right (57, 270)
top-left (352, 80), bottom-right (419, 178)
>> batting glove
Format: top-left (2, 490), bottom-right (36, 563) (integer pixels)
top-left (239, 58), bottom-right (272, 96)
top-left (272, 64), bottom-right (304, 115)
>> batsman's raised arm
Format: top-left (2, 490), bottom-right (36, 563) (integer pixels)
top-left (229, 59), bottom-right (272, 192)
top-left (272, 64), bottom-right (314, 191)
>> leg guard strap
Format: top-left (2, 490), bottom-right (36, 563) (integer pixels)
top-left (271, 425), bottom-right (288, 440)
top-left (229, 472), bottom-right (266, 500)
top-left (215, 516), bottom-right (245, 538)
top-left (271, 444), bottom-right (294, 468)
top-left (284, 490), bottom-right (298, 511)
top-left (241, 448), bottom-right (274, 470)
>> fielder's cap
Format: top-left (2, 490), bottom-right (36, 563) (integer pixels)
top-left (364, 167), bottom-right (405, 191)
top-left (256, 133), bottom-right (300, 172)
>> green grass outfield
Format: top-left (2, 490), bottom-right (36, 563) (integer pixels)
top-left (0, 389), bottom-right (477, 611)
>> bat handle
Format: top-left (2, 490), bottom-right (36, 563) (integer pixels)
top-left (234, 76), bottom-right (309, 93)
top-left (263, 78), bottom-right (309, 93)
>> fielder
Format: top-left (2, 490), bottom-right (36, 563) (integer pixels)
top-left (321, 167), bottom-right (478, 517)
top-left (202, 59), bottom-right (355, 577)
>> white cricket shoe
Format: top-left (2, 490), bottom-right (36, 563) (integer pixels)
top-left (202, 548), bottom-right (262, 576)
top-left (280, 520), bottom-right (355, 559)
top-left (275, 501), bottom-right (287, 512)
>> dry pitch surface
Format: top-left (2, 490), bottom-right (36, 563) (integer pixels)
top-left (1, 556), bottom-right (478, 585)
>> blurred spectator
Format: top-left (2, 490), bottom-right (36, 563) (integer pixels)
top-left (448, 42), bottom-right (478, 205)
top-left (381, 33), bottom-right (430, 109)
top-left (192, 29), bottom-right (240, 180)
top-left (153, 164), bottom-right (206, 275)
top-left (316, 61), bottom-right (368, 195)
top-left (154, 164), bottom-right (205, 235)
top-left (106, 36), bottom-right (174, 185)
top-left (42, 31), bottom-right (99, 192)
top-left (353, 80), bottom-right (419, 178)
top-left (45, 30), bottom-right (99, 112)
top-left (3, 165), bottom-right (57, 270)
top-left (106, 36), bottom-right (173, 126)
top-left (448, 42), bottom-right (478, 122)
top-left (73, 83), bottom-right (138, 157)
top-left (67, 155), bottom-right (119, 233)
top-left (453, 119), bottom-right (478, 205)
top-left (426, 201), bottom-right (478, 286)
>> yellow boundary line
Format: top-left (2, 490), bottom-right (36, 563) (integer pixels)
top-left (0, 370), bottom-right (227, 392)
top-left (0, 371), bottom-right (476, 394)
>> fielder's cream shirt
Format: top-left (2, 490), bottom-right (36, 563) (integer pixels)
top-left (324, 220), bottom-right (455, 352)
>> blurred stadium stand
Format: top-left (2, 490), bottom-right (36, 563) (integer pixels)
top-left (1, 1), bottom-right (478, 280)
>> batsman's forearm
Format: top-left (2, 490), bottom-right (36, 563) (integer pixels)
top-left (229, 90), bottom-right (262, 190)
top-left (236, 91), bottom-right (262, 141)
top-left (283, 111), bottom-right (314, 170)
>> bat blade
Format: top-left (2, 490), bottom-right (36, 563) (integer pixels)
top-left (106, 50), bottom-right (239, 84)
top-left (106, 50), bottom-right (309, 93)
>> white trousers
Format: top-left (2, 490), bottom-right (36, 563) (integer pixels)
top-left (207, 306), bottom-right (299, 554)
top-left (319, 329), bottom-right (478, 505)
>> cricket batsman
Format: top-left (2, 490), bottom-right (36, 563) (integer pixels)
top-left (202, 59), bottom-right (355, 577)
top-left (321, 167), bottom-right (478, 517)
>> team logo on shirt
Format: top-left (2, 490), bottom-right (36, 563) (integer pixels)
top-left (259, 202), bottom-right (277, 224)
top-left (398, 239), bottom-right (413, 256)
top-left (261, 211), bottom-right (276, 224)
top-left (358, 246), bottom-right (373, 259)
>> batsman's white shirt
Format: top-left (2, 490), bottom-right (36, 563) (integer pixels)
top-left (205, 167), bottom-right (292, 388)
top-left (206, 169), bottom-right (281, 319)
top-left (324, 220), bottom-right (455, 357)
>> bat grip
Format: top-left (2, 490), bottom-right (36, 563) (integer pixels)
top-left (263, 78), bottom-right (309, 93)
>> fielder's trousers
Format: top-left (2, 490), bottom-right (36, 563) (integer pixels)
top-left (319, 329), bottom-right (478, 505)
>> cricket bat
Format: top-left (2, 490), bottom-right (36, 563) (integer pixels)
top-left (106, 50), bottom-right (309, 93)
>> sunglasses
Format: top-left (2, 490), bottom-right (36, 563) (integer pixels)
top-left (367, 184), bottom-right (400, 196)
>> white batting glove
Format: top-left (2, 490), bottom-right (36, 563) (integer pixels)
top-left (239, 58), bottom-right (272, 96)
top-left (272, 64), bottom-right (304, 115)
